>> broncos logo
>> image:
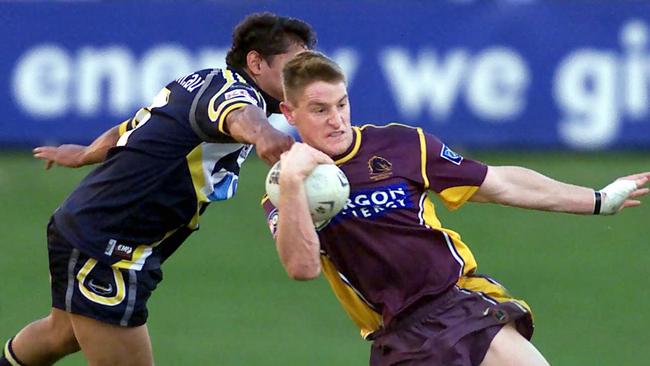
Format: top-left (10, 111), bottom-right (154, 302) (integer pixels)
top-left (368, 156), bottom-right (393, 181)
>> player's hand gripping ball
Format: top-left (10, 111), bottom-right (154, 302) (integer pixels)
top-left (265, 162), bottom-right (350, 223)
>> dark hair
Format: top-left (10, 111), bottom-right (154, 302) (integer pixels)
top-left (226, 13), bottom-right (316, 69)
top-left (282, 50), bottom-right (346, 104)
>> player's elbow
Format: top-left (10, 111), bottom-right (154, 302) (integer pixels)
top-left (285, 262), bottom-right (321, 281)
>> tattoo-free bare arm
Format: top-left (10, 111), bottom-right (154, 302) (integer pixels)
top-left (32, 124), bottom-right (122, 169)
top-left (274, 143), bottom-right (334, 280)
top-left (471, 166), bottom-right (650, 215)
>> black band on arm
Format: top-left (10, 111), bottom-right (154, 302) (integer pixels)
top-left (593, 191), bottom-right (602, 215)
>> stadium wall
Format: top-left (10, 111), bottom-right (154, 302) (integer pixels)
top-left (1, 1), bottom-right (650, 150)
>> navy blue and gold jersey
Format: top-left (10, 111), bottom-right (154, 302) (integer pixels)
top-left (54, 67), bottom-right (274, 270)
top-left (263, 124), bottom-right (498, 339)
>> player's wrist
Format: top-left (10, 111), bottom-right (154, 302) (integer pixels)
top-left (595, 179), bottom-right (637, 215)
top-left (593, 190), bottom-right (602, 215)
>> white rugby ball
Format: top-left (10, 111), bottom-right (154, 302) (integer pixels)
top-left (265, 161), bottom-right (350, 222)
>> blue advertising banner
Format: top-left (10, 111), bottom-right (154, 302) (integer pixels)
top-left (1, 1), bottom-right (650, 149)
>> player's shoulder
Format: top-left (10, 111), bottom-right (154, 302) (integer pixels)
top-left (180, 67), bottom-right (264, 108)
top-left (173, 68), bottom-right (257, 92)
top-left (358, 122), bottom-right (428, 140)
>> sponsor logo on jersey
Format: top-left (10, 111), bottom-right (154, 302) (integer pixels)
top-left (440, 144), bottom-right (463, 165)
top-left (368, 156), bottom-right (393, 181)
top-left (224, 89), bottom-right (249, 100)
top-left (114, 244), bottom-right (133, 261)
top-left (105, 239), bottom-right (134, 260)
top-left (339, 183), bottom-right (411, 220)
top-left (208, 87), bottom-right (259, 122)
top-left (224, 89), bottom-right (259, 105)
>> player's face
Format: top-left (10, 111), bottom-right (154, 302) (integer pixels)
top-left (283, 80), bottom-right (353, 157)
top-left (256, 42), bottom-right (306, 101)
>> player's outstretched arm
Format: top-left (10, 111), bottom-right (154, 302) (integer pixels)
top-left (471, 166), bottom-right (650, 215)
top-left (225, 105), bottom-right (294, 165)
top-left (274, 143), bottom-right (333, 280)
top-left (32, 124), bottom-right (123, 170)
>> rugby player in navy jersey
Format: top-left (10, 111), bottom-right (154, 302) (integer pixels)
top-left (262, 51), bottom-right (650, 366)
top-left (1, 13), bottom-right (315, 366)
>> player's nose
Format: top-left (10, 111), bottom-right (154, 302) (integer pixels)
top-left (327, 109), bottom-right (344, 128)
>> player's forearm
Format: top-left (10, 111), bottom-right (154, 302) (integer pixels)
top-left (224, 105), bottom-right (273, 145)
top-left (275, 177), bottom-right (322, 281)
top-left (473, 166), bottom-right (596, 214)
top-left (81, 125), bottom-right (121, 165)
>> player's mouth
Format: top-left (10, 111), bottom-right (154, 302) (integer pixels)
top-left (327, 130), bottom-right (345, 139)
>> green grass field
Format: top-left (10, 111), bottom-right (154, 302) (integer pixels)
top-left (0, 151), bottom-right (647, 365)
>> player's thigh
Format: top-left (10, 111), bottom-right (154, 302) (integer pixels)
top-left (45, 307), bottom-right (79, 349)
top-left (480, 322), bottom-right (549, 366)
top-left (69, 313), bottom-right (153, 366)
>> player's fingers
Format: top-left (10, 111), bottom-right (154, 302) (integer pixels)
top-left (33, 147), bottom-right (57, 159)
top-left (314, 151), bottom-right (334, 164)
top-left (33, 146), bottom-right (50, 154)
top-left (621, 172), bottom-right (650, 182)
top-left (621, 200), bottom-right (641, 209)
top-left (45, 160), bottom-right (54, 170)
top-left (34, 152), bottom-right (56, 161)
top-left (33, 146), bottom-right (56, 153)
top-left (629, 188), bottom-right (650, 198)
top-left (635, 175), bottom-right (650, 188)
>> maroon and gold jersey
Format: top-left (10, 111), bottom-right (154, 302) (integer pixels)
top-left (263, 123), bottom-right (488, 338)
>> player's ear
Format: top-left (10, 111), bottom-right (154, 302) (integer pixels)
top-left (246, 50), bottom-right (263, 76)
top-left (279, 101), bottom-right (297, 126)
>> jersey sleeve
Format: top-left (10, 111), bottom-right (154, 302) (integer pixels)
top-left (209, 83), bottom-right (262, 135)
top-left (118, 108), bottom-right (150, 136)
top-left (192, 76), bottom-right (264, 143)
top-left (261, 195), bottom-right (279, 238)
top-left (418, 129), bottom-right (488, 210)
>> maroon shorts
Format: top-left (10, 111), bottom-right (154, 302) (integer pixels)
top-left (369, 277), bottom-right (533, 366)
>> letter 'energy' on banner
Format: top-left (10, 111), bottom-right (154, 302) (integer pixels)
top-left (2, 2), bottom-right (650, 150)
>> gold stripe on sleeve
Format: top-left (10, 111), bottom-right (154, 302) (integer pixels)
top-left (217, 102), bottom-right (249, 135)
top-left (207, 72), bottom-right (239, 122)
top-left (439, 185), bottom-right (480, 211)
top-left (118, 119), bottom-right (131, 137)
top-left (416, 128), bottom-right (430, 190)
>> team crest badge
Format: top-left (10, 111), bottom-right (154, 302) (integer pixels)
top-left (440, 144), bottom-right (463, 165)
top-left (267, 209), bottom-right (279, 236)
top-left (368, 156), bottom-right (393, 181)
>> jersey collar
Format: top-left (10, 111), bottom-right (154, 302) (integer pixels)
top-left (229, 66), bottom-right (281, 114)
top-left (333, 126), bottom-right (362, 165)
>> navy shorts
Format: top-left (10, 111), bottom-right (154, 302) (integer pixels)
top-left (48, 220), bottom-right (162, 327)
top-left (369, 276), bottom-right (533, 366)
